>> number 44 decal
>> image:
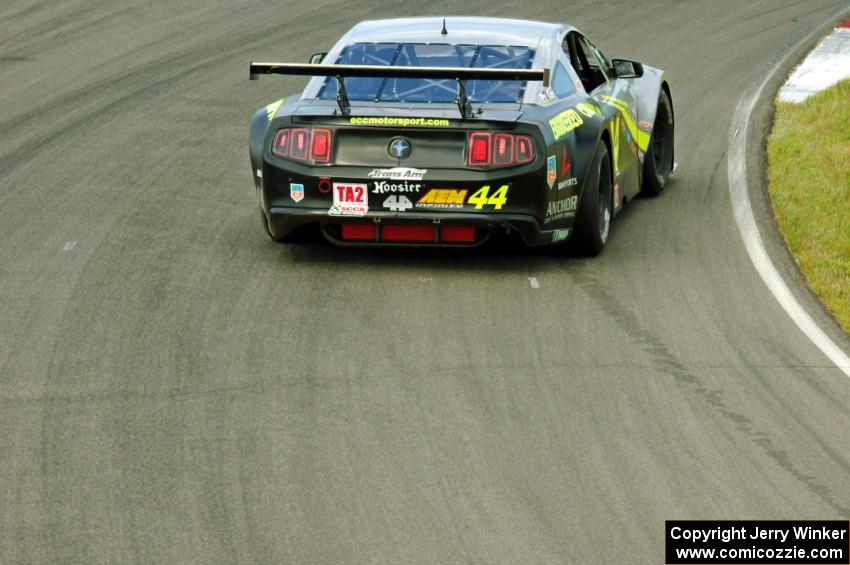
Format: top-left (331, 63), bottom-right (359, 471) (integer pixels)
top-left (468, 185), bottom-right (509, 209)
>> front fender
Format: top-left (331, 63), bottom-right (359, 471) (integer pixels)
top-left (632, 64), bottom-right (672, 133)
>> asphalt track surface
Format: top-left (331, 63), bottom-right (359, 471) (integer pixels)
top-left (2, 1), bottom-right (850, 563)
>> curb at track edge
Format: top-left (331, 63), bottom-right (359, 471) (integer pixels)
top-left (727, 4), bottom-right (850, 378)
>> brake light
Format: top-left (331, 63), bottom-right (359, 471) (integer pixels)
top-left (493, 134), bottom-right (514, 165)
top-left (291, 128), bottom-right (309, 160)
top-left (467, 132), bottom-right (534, 168)
top-left (272, 127), bottom-right (334, 164)
top-left (271, 130), bottom-right (289, 157)
top-left (515, 135), bottom-right (534, 164)
top-left (468, 133), bottom-right (491, 166)
top-left (311, 129), bottom-right (331, 163)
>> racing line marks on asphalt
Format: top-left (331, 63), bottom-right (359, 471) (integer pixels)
top-left (528, 276), bottom-right (540, 289)
top-left (728, 10), bottom-right (850, 378)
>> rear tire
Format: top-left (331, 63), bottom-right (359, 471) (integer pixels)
top-left (642, 88), bottom-right (674, 196)
top-left (574, 143), bottom-right (612, 256)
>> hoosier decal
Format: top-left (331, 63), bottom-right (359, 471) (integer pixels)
top-left (372, 180), bottom-right (423, 194)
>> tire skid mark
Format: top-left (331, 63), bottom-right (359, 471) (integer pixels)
top-left (0, 1), bottom-right (109, 49)
top-left (0, 3), bottom-right (352, 185)
top-left (567, 267), bottom-right (850, 516)
top-left (701, 148), bottom-right (728, 204)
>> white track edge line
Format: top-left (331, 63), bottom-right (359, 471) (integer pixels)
top-left (727, 13), bottom-right (850, 377)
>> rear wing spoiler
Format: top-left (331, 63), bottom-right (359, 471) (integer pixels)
top-left (249, 62), bottom-right (550, 119)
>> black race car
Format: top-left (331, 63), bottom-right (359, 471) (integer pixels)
top-left (248, 17), bottom-right (674, 254)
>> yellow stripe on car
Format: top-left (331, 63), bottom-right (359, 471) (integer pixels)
top-left (600, 96), bottom-right (650, 152)
top-left (600, 95), bottom-right (629, 110)
top-left (265, 98), bottom-right (284, 121)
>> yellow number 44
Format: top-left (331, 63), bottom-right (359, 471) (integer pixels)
top-left (467, 185), bottom-right (509, 210)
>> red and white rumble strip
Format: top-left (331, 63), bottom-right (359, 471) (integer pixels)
top-left (778, 18), bottom-right (850, 103)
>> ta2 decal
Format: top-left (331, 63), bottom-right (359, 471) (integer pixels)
top-left (329, 182), bottom-right (368, 216)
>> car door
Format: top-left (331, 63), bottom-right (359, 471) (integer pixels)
top-left (567, 32), bottom-right (641, 205)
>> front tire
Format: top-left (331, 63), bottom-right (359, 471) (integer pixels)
top-left (642, 88), bottom-right (674, 196)
top-left (574, 143), bottom-right (613, 256)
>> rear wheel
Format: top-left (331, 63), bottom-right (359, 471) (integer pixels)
top-left (574, 143), bottom-right (612, 256)
top-left (642, 88), bottom-right (674, 196)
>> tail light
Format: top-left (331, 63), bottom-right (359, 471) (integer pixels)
top-left (272, 127), bottom-right (333, 164)
top-left (468, 133), bottom-right (491, 166)
top-left (311, 129), bottom-right (331, 163)
top-left (493, 134), bottom-right (514, 165)
top-left (467, 132), bottom-right (534, 168)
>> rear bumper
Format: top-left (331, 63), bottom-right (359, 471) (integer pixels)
top-left (266, 207), bottom-right (572, 247)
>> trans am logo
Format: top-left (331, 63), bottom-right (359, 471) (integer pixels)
top-left (367, 167), bottom-right (427, 181)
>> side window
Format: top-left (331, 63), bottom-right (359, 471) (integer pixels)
top-left (563, 33), bottom-right (608, 92)
top-left (551, 62), bottom-right (576, 98)
top-left (584, 37), bottom-right (615, 80)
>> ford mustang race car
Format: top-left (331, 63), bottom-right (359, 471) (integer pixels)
top-left (248, 17), bottom-right (674, 254)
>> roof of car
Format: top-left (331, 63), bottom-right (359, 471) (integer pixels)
top-left (342, 17), bottom-right (571, 48)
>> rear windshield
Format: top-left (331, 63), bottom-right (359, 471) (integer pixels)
top-left (317, 42), bottom-right (535, 103)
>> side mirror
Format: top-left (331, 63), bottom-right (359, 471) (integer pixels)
top-left (612, 59), bottom-right (644, 79)
top-left (309, 52), bottom-right (327, 64)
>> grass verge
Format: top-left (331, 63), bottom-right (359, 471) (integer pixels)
top-left (767, 78), bottom-right (850, 333)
